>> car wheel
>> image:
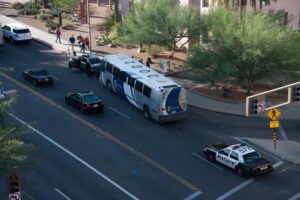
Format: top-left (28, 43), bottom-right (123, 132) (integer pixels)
top-left (143, 106), bottom-right (152, 120)
top-left (207, 153), bottom-right (215, 162)
top-left (80, 107), bottom-right (85, 114)
top-left (9, 37), bottom-right (14, 44)
top-left (236, 167), bottom-right (244, 177)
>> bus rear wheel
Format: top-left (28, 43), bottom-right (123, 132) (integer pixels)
top-left (143, 106), bottom-right (151, 120)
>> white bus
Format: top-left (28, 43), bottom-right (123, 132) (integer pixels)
top-left (100, 54), bottom-right (187, 123)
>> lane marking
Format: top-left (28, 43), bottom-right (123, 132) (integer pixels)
top-left (55, 188), bottom-right (71, 200)
top-left (109, 106), bottom-right (131, 119)
top-left (183, 191), bottom-right (202, 200)
top-left (22, 190), bottom-right (35, 200)
top-left (289, 192), bottom-right (300, 200)
top-left (192, 152), bottom-right (223, 171)
top-left (278, 122), bottom-right (288, 140)
top-left (278, 163), bottom-right (296, 174)
top-left (9, 113), bottom-right (139, 200)
top-left (0, 70), bottom-right (199, 192)
top-left (215, 161), bottom-right (284, 200)
top-left (235, 137), bottom-right (280, 161)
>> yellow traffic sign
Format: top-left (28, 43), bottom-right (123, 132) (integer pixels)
top-left (267, 108), bottom-right (281, 121)
top-left (270, 120), bottom-right (279, 128)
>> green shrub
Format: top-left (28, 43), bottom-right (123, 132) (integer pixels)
top-left (96, 34), bottom-right (111, 46)
top-left (12, 2), bottom-right (24, 10)
top-left (37, 12), bottom-right (52, 21)
top-left (46, 20), bottom-right (59, 31)
top-left (17, 7), bottom-right (39, 15)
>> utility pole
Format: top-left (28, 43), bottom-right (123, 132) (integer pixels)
top-left (87, 0), bottom-right (92, 53)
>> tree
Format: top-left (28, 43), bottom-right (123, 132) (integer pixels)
top-left (113, 0), bottom-right (121, 22)
top-left (120, 0), bottom-right (202, 57)
top-left (50, 0), bottom-right (80, 26)
top-left (0, 98), bottom-right (36, 177)
top-left (187, 7), bottom-right (300, 95)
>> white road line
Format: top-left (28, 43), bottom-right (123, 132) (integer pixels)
top-left (289, 192), bottom-right (300, 200)
top-left (215, 161), bottom-right (284, 200)
top-left (55, 188), bottom-right (71, 200)
top-left (22, 190), bottom-right (35, 200)
top-left (192, 152), bottom-right (224, 171)
top-left (183, 191), bottom-right (202, 200)
top-left (278, 122), bottom-right (288, 140)
top-left (8, 112), bottom-right (139, 200)
top-left (109, 106), bottom-right (131, 119)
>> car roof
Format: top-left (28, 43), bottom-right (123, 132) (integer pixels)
top-left (26, 68), bottom-right (48, 72)
top-left (6, 23), bottom-right (29, 30)
top-left (78, 91), bottom-right (95, 95)
top-left (226, 144), bottom-right (256, 155)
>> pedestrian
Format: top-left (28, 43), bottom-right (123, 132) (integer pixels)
top-left (69, 35), bottom-right (75, 51)
top-left (84, 36), bottom-right (89, 50)
top-left (146, 60), bottom-right (150, 68)
top-left (73, 50), bottom-right (77, 56)
top-left (77, 34), bottom-right (83, 45)
top-left (80, 42), bottom-right (86, 53)
top-left (55, 27), bottom-right (62, 43)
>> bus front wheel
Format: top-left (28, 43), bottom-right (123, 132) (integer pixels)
top-left (106, 81), bottom-right (113, 92)
top-left (143, 106), bottom-right (151, 120)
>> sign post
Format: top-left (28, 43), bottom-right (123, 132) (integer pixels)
top-left (267, 108), bottom-right (281, 149)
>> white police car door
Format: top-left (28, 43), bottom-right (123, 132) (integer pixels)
top-left (216, 149), bottom-right (236, 169)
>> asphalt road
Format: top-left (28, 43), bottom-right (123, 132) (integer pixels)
top-left (0, 41), bottom-right (299, 200)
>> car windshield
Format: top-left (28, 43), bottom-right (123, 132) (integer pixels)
top-left (83, 94), bottom-right (99, 103)
top-left (243, 152), bottom-right (261, 163)
top-left (13, 29), bottom-right (30, 34)
top-left (33, 70), bottom-right (49, 76)
top-left (89, 57), bottom-right (101, 64)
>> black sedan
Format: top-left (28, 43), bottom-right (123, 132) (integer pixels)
top-left (23, 68), bottom-right (54, 86)
top-left (65, 91), bottom-right (104, 114)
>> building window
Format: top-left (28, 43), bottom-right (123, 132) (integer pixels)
top-left (202, 0), bottom-right (209, 8)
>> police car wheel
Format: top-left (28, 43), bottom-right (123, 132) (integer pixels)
top-left (235, 167), bottom-right (244, 176)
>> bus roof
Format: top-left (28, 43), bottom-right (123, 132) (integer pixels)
top-left (103, 54), bottom-right (181, 90)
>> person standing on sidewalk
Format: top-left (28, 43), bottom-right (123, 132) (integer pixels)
top-left (84, 36), bottom-right (89, 50)
top-left (55, 27), bottom-right (62, 43)
top-left (69, 35), bottom-right (75, 51)
top-left (80, 42), bottom-right (86, 53)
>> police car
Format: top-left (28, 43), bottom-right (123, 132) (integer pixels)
top-left (203, 143), bottom-right (273, 176)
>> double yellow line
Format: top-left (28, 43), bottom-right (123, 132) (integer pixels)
top-left (0, 71), bottom-right (200, 192)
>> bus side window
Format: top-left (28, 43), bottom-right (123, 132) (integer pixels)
top-left (143, 85), bottom-right (151, 98)
top-left (119, 71), bottom-right (128, 82)
top-left (113, 67), bottom-right (120, 78)
top-left (135, 81), bottom-right (143, 93)
top-left (127, 77), bottom-right (136, 87)
top-left (106, 63), bottom-right (113, 73)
